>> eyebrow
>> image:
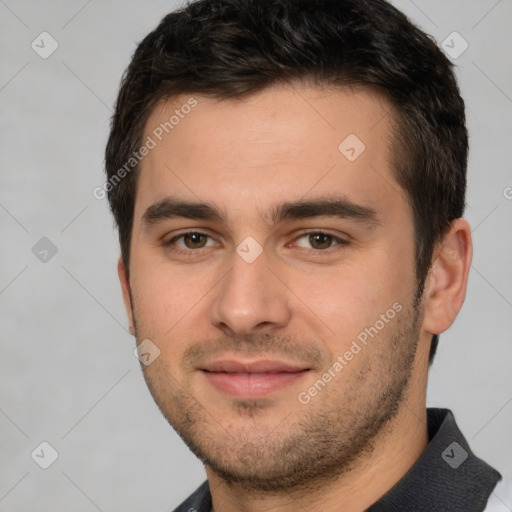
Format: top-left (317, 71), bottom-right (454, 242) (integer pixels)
top-left (268, 197), bottom-right (380, 228)
top-left (142, 196), bottom-right (380, 229)
top-left (143, 199), bottom-right (224, 225)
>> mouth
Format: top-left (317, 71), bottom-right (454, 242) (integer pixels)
top-left (200, 359), bottom-right (311, 398)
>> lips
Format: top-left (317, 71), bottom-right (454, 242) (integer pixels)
top-left (200, 359), bottom-right (310, 398)
top-left (202, 359), bottom-right (308, 374)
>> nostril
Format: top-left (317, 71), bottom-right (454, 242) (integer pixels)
top-left (255, 321), bottom-right (272, 329)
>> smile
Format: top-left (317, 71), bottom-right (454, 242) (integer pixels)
top-left (200, 359), bottom-right (311, 398)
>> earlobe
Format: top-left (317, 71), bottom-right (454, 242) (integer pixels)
top-left (117, 257), bottom-right (135, 335)
top-left (422, 218), bottom-right (473, 336)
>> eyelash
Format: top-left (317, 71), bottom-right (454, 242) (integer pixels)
top-left (164, 230), bottom-right (348, 255)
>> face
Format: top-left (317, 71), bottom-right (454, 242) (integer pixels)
top-left (121, 84), bottom-right (427, 491)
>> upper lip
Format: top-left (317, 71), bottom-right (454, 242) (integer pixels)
top-left (201, 359), bottom-right (310, 374)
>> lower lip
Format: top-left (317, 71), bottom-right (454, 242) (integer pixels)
top-left (202, 370), bottom-right (309, 398)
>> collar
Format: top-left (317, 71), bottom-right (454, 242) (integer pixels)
top-left (367, 408), bottom-right (501, 511)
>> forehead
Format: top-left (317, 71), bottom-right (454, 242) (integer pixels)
top-left (136, 83), bottom-right (405, 223)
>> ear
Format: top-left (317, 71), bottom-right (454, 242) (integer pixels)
top-left (117, 257), bottom-right (135, 335)
top-left (421, 218), bottom-right (472, 336)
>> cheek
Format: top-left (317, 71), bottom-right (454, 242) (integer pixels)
top-left (130, 266), bottom-right (214, 377)
top-left (287, 246), bottom-right (414, 346)
top-left (289, 267), bottom-right (380, 345)
top-left (129, 255), bottom-right (217, 339)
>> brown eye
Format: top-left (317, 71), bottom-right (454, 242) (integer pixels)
top-left (183, 232), bottom-right (208, 248)
top-left (308, 233), bottom-right (334, 249)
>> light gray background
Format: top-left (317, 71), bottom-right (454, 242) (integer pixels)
top-left (1, 1), bottom-right (511, 510)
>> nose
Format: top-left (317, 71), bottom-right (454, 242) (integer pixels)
top-left (209, 248), bottom-right (292, 337)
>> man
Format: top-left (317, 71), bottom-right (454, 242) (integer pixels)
top-left (104, 0), bottom-right (503, 510)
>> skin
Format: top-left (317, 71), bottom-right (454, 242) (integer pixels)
top-left (118, 83), bottom-right (472, 512)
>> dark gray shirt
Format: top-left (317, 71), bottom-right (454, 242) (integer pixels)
top-left (171, 408), bottom-right (501, 512)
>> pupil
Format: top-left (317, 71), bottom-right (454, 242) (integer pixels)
top-left (186, 233), bottom-right (206, 248)
top-left (310, 233), bottom-right (331, 249)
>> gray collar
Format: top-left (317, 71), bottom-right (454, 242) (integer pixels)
top-left (367, 408), bottom-right (501, 511)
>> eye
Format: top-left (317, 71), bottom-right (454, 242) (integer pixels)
top-left (294, 232), bottom-right (346, 250)
top-left (167, 231), bottom-right (217, 250)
